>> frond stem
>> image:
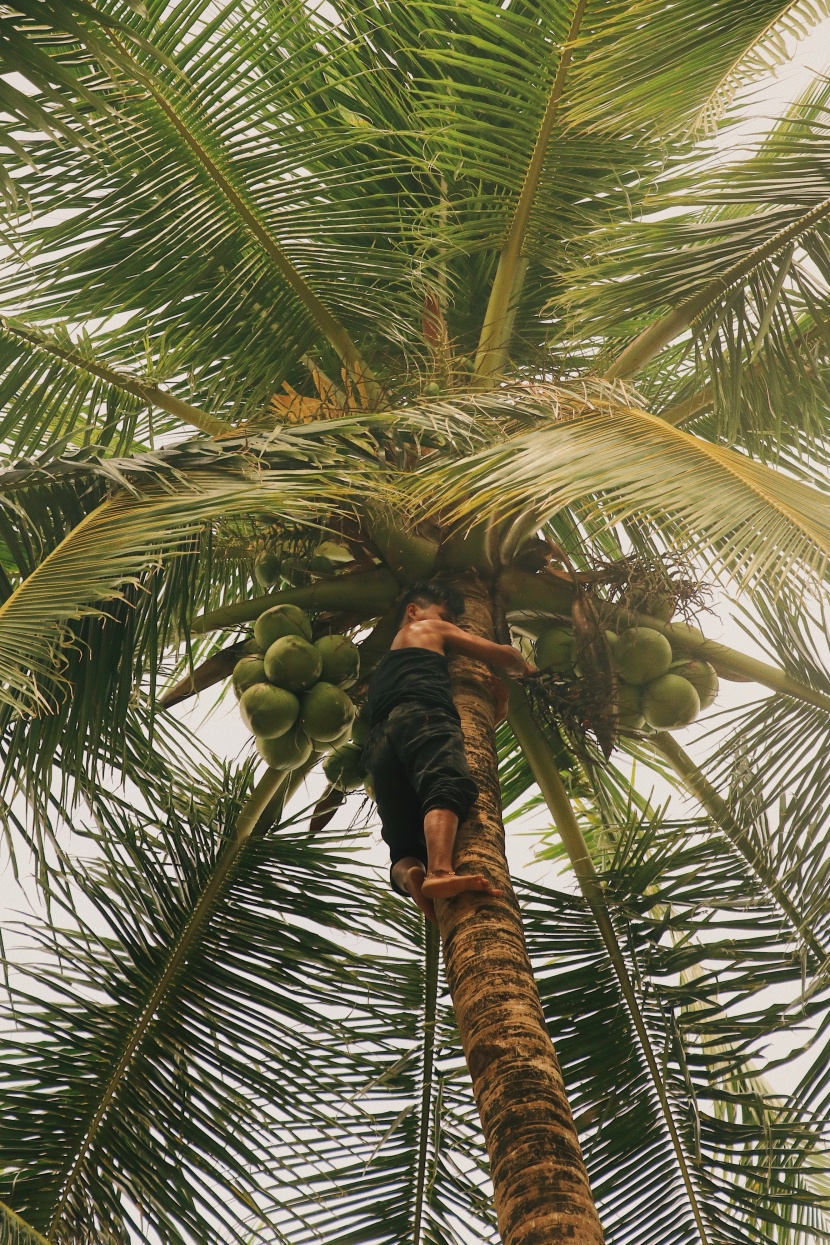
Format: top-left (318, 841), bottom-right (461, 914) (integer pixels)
top-left (659, 382), bottom-right (715, 428)
top-left (46, 767), bottom-right (290, 1238)
top-left (475, 0), bottom-right (589, 381)
top-left (192, 568), bottom-right (399, 634)
top-left (106, 35), bottom-right (380, 404)
top-left (0, 1198), bottom-right (51, 1245)
top-left (508, 684), bottom-right (710, 1245)
top-left (604, 195), bottom-right (830, 381)
top-left (1, 317), bottom-right (232, 439)
top-left (649, 731), bottom-right (827, 962)
top-left (412, 922), bottom-right (439, 1245)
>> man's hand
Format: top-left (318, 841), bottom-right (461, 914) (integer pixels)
top-left (501, 646), bottom-right (536, 679)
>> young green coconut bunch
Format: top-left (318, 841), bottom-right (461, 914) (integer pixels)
top-left (234, 602), bottom-right (361, 773)
top-left (521, 554), bottom-right (720, 749)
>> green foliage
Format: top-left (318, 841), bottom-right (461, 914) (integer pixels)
top-left (3, 747), bottom-right (829, 1243)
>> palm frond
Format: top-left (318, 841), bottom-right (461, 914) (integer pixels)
top-left (565, 0), bottom-right (830, 136)
top-left (530, 764), bottom-right (830, 1242)
top-left (0, 747), bottom-right (509, 1245)
top-left (601, 198), bottom-right (830, 385)
top-left (651, 729), bottom-right (830, 963)
top-left (474, 0), bottom-right (590, 379)
top-left (684, 592), bottom-right (830, 961)
top-left (415, 384), bottom-right (830, 598)
top-left (0, 0), bottom-right (674, 393)
top-left (0, 757), bottom-right (396, 1242)
top-left (0, 316), bottom-right (232, 444)
top-left (691, 0), bottom-right (830, 134)
top-left (558, 76), bottom-right (830, 465)
top-left (0, 1200), bottom-right (51, 1245)
top-left (0, 0), bottom-right (157, 197)
top-left (0, 463), bottom-right (347, 712)
top-left (5, 729), bottom-right (830, 1243)
top-left (99, 25), bottom-right (377, 396)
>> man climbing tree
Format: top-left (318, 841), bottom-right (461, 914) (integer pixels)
top-left (363, 581), bottom-right (534, 921)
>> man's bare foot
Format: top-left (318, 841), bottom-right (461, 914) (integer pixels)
top-left (406, 865), bottom-right (436, 924)
top-left (421, 869), bottom-right (502, 900)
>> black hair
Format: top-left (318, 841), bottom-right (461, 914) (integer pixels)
top-left (396, 580), bottom-right (465, 626)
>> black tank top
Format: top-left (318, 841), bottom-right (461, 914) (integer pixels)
top-left (367, 648), bottom-right (459, 727)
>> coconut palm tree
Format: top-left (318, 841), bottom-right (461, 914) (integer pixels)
top-left (3, 2), bottom-right (830, 1242)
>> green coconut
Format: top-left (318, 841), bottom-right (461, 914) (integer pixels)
top-left (232, 656), bottom-right (268, 699)
top-left (535, 626), bottom-right (575, 672)
top-left (617, 682), bottom-right (645, 730)
top-left (671, 659), bottom-right (719, 709)
top-left (238, 683), bottom-right (300, 739)
top-left (628, 589), bottom-right (675, 622)
top-left (423, 381), bottom-right (441, 396)
top-left (615, 627), bottom-right (673, 686)
top-left (254, 553), bottom-right (281, 588)
top-left (313, 724), bottom-right (354, 759)
top-left (315, 634), bottom-right (360, 688)
top-left (299, 681), bottom-right (356, 742)
top-left (264, 635), bottom-right (322, 693)
top-left (642, 674), bottom-right (700, 730)
top-left (323, 742), bottom-right (365, 792)
top-left (253, 603), bottom-right (313, 650)
top-left (350, 708), bottom-right (370, 747)
top-left (364, 772), bottom-right (376, 801)
top-left (256, 727), bottom-right (313, 771)
top-left (605, 630), bottom-right (619, 654)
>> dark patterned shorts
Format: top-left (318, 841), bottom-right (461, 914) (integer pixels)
top-left (362, 702), bottom-right (479, 894)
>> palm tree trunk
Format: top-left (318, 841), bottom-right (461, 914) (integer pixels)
top-left (442, 575), bottom-right (604, 1245)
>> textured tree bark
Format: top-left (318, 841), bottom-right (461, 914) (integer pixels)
top-left (442, 575), bottom-right (604, 1245)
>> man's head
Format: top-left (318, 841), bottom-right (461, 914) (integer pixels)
top-left (396, 580), bottom-right (465, 629)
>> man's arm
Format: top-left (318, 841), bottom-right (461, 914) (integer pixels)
top-left (438, 621), bottom-right (535, 678)
top-left (490, 672), bottom-right (510, 724)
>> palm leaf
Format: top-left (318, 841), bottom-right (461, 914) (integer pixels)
top-left (565, 0), bottom-right (830, 136)
top-left (0, 1201), bottom-right (51, 1245)
top-left (566, 76), bottom-right (830, 463)
top-left (0, 758), bottom-right (403, 1242)
top-left (0, 748), bottom-right (509, 1245)
top-left (683, 593), bottom-right (830, 960)
top-left (0, 0), bottom-right (677, 392)
top-left (0, 316), bottom-right (232, 443)
top-left (416, 385), bottom-right (830, 597)
top-left (474, 0), bottom-right (590, 379)
top-left (0, 465), bottom-right (345, 712)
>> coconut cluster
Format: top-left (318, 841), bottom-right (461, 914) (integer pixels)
top-left (534, 620), bottom-right (719, 734)
top-left (254, 541), bottom-right (354, 587)
top-left (231, 603), bottom-right (364, 773)
top-left (321, 708), bottom-right (370, 793)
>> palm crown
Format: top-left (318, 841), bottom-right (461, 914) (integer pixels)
top-left (3, 2), bottom-right (830, 1243)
